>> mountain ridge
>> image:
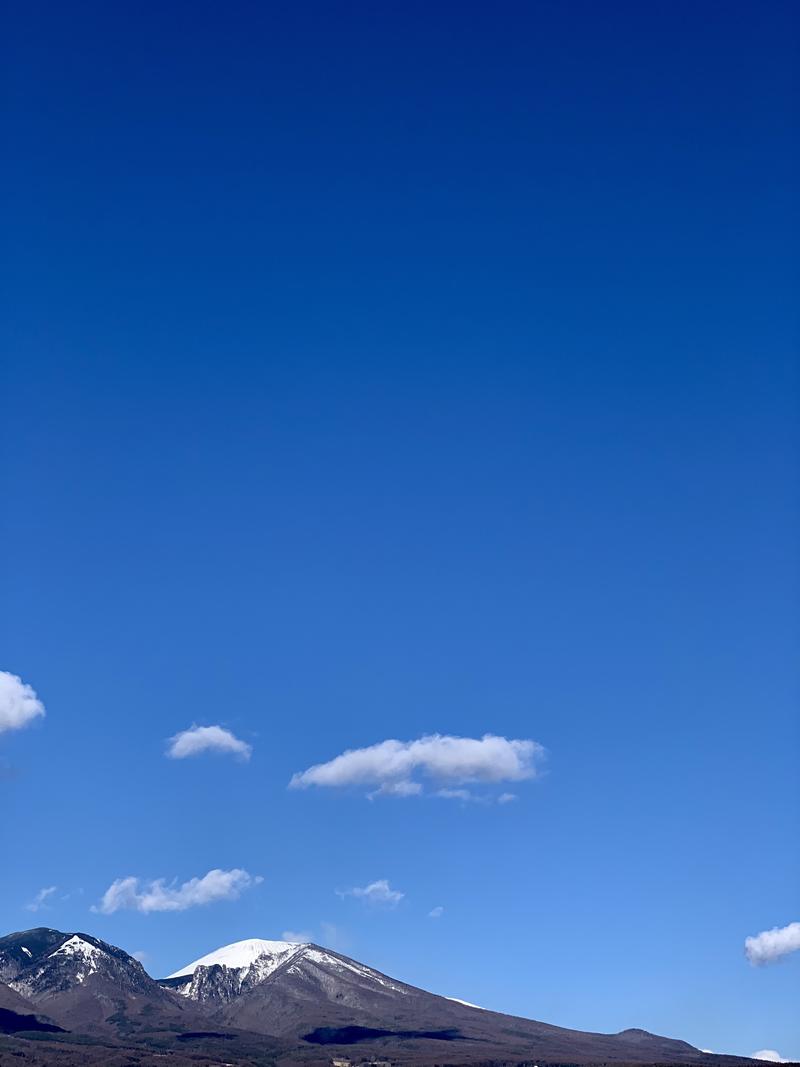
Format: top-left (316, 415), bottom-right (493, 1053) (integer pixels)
top-left (0, 927), bottom-right (784, 1066)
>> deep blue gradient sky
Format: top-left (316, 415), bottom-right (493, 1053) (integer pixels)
top-left (2, 1), bottom-right (797, 1060)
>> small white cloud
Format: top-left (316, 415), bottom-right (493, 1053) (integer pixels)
top-left (0, 672), bottom-right (45, 735)
top-left (745, 921), bottom-right (800, 965)
top-left (93, 868), bottom-right (261, 914)
top-left (428, 906), bottom-right (444, 919)
top-left (498, 792), bottom-right (517, 804)
top-left (752, 1051), bottom-right (788, 1063)
top-left (290, 733), bottom-right (544, 799)
top-left (132, 950), bottom-right (149, 963)
top-left (166, 724), bottom-right (252, 761)
top-left (25, 886), bottom-right (57, 912)
top-left (337, 879), bottom-right (404, 907)
top-left (281, 929), bottom-right (313, 943)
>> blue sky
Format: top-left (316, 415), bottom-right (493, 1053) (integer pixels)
top-left (1, 0), bottom-right (797, 1061)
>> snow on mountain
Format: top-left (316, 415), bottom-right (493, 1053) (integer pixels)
top-left (167, 937), bottom-right (305, 978)
top-left (46, 935), bottom-right (105, 983)
top-left (167, 939), bottom-right (410, 998)
top-left (163, 938), bottom-right (414, 1012)
top-left (446, 995), bottom-right (487, 1011)
top-left (301, 947), bottom-right (409, 994)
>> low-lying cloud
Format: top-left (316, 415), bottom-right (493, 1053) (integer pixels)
top-left (752, 1051), bottom-right (789, 1063)
top-left (166, 724), bottom-right (252, 761)
top-left (94, 868), bottom-right (261, 913)
top-left (0, 672), bottom-right (45, 734)
top-left (290, 733), bottom-right (544, 799)
top-left (745, 921), bottom-right (800, 965)
top-left (337, 879), bottom-right (404, 907)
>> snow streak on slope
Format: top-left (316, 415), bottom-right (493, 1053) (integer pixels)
top-left (302, 948), bottom-right (409, 994)
top-left (447, 995), bottom-right (487, 1011)
top-left (168, 938), bottom-right (305, 978)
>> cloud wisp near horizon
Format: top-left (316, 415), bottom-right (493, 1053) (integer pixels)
top-left (290, 733), bottom-right (544, 800)
top-left (281, 929), bottom-right (314, 943)
top-left (93, 868), bottom-right (262, 914)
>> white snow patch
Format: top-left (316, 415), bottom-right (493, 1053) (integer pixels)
top-left (47, 936), bottom-right (105, 982)
top-left (49, 936), bottom-right (103, 964)
top-left (21, 947), bottom-right (32, 958)
top-left (447, 996), bottom-right (488, 1011)
top-left (168, 938), bottom-right (305, 978)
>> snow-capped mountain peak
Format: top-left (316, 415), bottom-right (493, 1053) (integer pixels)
top-left (0, 928), bottom-right (156, 1005)
top-left (162, 937), bottom-right (414, 1010)
top-left (46, 935), bottom-right (106, 982)
top-left (49, 935), bottom-right (105, 963)
top-left (167, 937), bottom-right (306, 979)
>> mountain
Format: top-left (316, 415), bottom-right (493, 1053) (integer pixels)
top-left (159, 936), bottom-right (760, 1065)
top-left (0, 928), bottom-right (781, 1066)
top-left (0, 927), bottom-right (198, 1036)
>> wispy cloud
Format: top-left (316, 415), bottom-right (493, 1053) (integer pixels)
top-left (428, 906), bottom-right (444, 919)
top-left (26, 886), bottom-right (57, 912)
top-left (132, 950), bottom-right (149, 963)
top-left (752, 1051), bottom-right (789, 1063)
top-left (436, 787), bottom-right (473, 801)
top-left (281, 929), bottom-right (313, 943)
top-left (320, 922), bottom-right (349, 952)
top-left (370, 779), bottom-right (423, 799)
top-left (93, 868), bottom-right (261, 913)
top-left (435, 788), bottom-right (519, 805)
top-left (0, 672), bottom-right (45, 734)
top-left (166, 724), bottom-right (252, 761)
top-left (337, 879), bottom-right (404, 907)
top-left (290, 733), bottom-right (544, 800)
top-left (745, 921), bottom-right (800, 965)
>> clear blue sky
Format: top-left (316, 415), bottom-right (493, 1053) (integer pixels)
top-left (2, 1), bottom-right (797, 1061)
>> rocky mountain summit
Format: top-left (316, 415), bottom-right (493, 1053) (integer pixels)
top-left (0, 927), bottom-right (196, 1034)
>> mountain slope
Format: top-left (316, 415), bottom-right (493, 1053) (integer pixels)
top-left (0, 980), bottom-right (66, 1035)
top-left (160, 937), bottom-right (755, 1065)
